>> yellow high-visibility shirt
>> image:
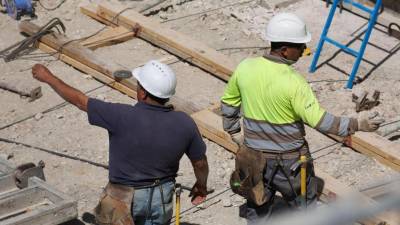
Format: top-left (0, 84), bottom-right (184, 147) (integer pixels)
top-left (221, 57), bottom-right (325, 128)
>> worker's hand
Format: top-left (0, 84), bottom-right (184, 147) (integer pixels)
top-left (230, 132), bottom-right (243, 146)
top-left (32, 64), bottom-right (53, 83)
top-left (189, 182), bottom-right (207, 205)
top-left (358, 118), bottom-right (385, 132)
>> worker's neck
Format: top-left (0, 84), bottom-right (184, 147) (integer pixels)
top-left (140, 98), bottom-right (165, 107)
top-left (266, 50), bottom-right (297, 66)
top-left (269, 51), bottom-right (282, 58)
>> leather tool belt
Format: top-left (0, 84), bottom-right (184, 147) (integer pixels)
top-left (230, 144), bottom-right (308, 206)
top-left (95, 182), bottom-right (135, 225)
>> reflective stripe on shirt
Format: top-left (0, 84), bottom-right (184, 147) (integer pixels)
top-left (243, 117), bottom-right (305, 151)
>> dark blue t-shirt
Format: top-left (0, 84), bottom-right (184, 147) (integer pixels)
top-left (87, 98), bottom-right (206, 187)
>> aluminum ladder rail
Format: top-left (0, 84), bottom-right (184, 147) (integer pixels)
top-left (309, 0), bottom-right (382, 89)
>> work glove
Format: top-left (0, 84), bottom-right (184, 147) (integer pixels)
top-left (230, 132), bottom-right (243, 146)
top-left (358, 118), bottom-right (385, 132)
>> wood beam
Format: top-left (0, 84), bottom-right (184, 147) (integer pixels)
top-left (19, 21), bottom-right (199, 114)
top-left (192, 110), bottom-right (239, 153)
top-left (80, 4), bottom-right (117, 27)
top-left (81, 26), bottom-right (135, 50)
top-left (37, 42), bottom-right (136, 98)
top-left (329, 133), bottom-right (400, 171)
top-left (79, 4), bottom-right (136, 50)
top-left (91, 3), bottom-right (237, 81)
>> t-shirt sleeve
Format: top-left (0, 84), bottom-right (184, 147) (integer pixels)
top-left (87, 98), bottom-right (121, 133)
top-left (221, 64), bottom-right (242, 107)
top-left (185, 120), bottom-right (206, 161)
top-left (291, 81), bottom-right (326, 128)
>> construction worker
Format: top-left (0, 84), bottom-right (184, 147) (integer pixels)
top-left (32, 60), bottom-right (209, 225)
top-left (221, 13), bottom-right (384, 223)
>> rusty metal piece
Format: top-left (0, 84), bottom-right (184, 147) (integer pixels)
top-left (0, 18), bottom-right (65, 62)
top-left (388, 23), bottom-right (400, 40)
top-left (113, 70), bottom-right (132, 79)
top-left (352, 90), bottom-right (380, 112)
top-left (14, 160), bottom-right (45, 189)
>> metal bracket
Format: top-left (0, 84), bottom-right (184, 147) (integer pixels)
top-left (14, 160), bottom-right (45, 189)
top-left (352, 90), bottom-right (380, 112)
top-left (0, 18), bottom-right (65, 62)
top-left (388, 23), bottom-right (400, 40)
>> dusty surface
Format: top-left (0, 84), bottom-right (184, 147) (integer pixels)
top-left (0, 0), bottom-right (399, 224)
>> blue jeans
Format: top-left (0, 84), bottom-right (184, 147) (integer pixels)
top-left (132, 181), bottom-right (175, 225)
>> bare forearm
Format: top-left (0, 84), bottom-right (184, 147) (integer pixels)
top-left (46, 74), bottom-right (88, 112)
top-left (191, 156), bottom-right (209, 189)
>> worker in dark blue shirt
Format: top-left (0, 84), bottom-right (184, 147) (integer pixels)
top-left (32, 60), bottom-right (209, 225)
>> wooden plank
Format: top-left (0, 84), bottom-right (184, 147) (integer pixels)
top-left (80, 3), bottom-right (117, 27)
top-left (329, 133), bottom-right (400, 171)
top-left (37, 43), bottom-right (137, 98)
top-left (19, 21), bottom-right (200, 115)
top-left (81, 26), bottom-right (135, 50)
top-left (79, 3), bottom-right (136, 50)
top-left (192, 109), bottom-right (239, 153)
top-left (20, 21), bottom-right (120, 78)
top-left (90, 3), bottom-right (237, 81)
top-left (361, 182), bottom-right (394, 199)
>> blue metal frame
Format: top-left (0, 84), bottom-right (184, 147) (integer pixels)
top-left (309, 0), bottom-right (382, 89)
top-left (4, 0), bottom-right (33, 19)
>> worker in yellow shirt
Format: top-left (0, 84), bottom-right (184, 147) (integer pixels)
top-left (221, 13), bottom-right (384, 223)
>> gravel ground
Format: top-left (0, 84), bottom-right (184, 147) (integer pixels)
top-left (0, 0), bottom-right (399, 224)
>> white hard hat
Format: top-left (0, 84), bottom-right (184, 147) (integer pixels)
top-left (265, 13), bottom-right (311, 43)
top-left (132, 60), bottom-right (177, 99)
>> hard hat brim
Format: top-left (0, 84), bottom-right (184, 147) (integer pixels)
top-left (132, 67), bottom-right (141, 82)
top-left (266, 31), bottom-right (312, 44)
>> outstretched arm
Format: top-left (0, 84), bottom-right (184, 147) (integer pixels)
top-left (190, 156), bottom-right (209, 205)
top-left (316, 112), bottom-right (384, 135)
top-left (292, 83), bottom-right (383, 136)
top-left (32, 64), bottom-right (88, 112)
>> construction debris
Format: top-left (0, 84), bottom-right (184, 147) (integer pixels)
top-left (0, 157), bottom-right (77, 224)
top-left (352, 90), bottom-right (380, 112)
top-left (0, 80), bottom-right (42, 101)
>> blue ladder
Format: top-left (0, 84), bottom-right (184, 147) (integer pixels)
top-left (309, 0), bottom-right (382, 89)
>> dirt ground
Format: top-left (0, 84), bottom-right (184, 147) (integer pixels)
top-left (0, 0), bottom-right (399, 224)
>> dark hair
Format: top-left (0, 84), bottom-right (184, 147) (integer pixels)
top-left (138, 82), bottom-right (169, 105)
top-left (147, 92), bottom-right (169, 105)
top-left (271, 42), bottom-right (305, 51)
